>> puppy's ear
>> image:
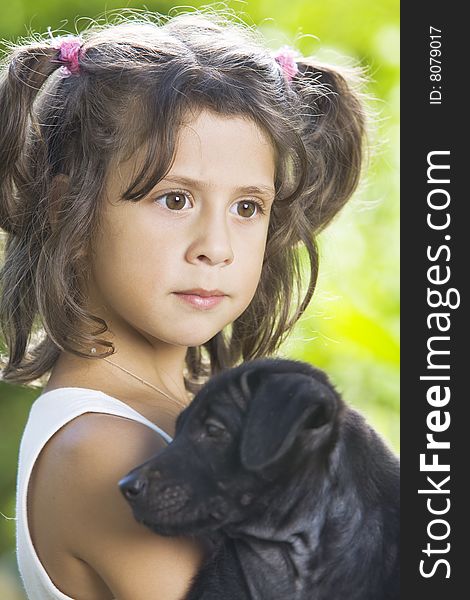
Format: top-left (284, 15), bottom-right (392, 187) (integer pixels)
top-left (240, 372), bottom-right (338, 472)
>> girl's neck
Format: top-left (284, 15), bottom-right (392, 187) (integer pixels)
top-left (44, 346), bottom-right (191, 437)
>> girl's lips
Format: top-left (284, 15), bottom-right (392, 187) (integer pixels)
top-left (173, 293), bottom-right (226, 310)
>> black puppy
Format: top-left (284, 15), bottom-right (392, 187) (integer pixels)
top-left (119, 358), bottom-right (399, 600)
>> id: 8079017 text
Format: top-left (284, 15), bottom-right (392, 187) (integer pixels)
top-left (429, 26), bottom-right (442, 105)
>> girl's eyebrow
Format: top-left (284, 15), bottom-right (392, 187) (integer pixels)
top-left (160, 175), bottom-right (276, 200)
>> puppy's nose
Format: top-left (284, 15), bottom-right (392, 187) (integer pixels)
top-left (119, 472), bottom-right (147, 500)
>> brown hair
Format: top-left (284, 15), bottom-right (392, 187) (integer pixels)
top-left (0, 10), bottom-right (367, 392)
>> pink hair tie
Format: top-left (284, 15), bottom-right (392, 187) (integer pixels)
top-left (51, 35), bottom-right (84, 77)
top-left (273, 46), bottom-right (299, 83)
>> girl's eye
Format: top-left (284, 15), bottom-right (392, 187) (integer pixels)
top-left (154, 191), bottom-right (191, 211)
top-left (231, 200), bottom-right (265, 219)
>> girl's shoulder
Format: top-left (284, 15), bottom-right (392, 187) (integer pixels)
top-left (39, 408), bottom-right (168, 474)
top-left (28, 409), bottom-right (204, 599)
top-left (27, 387), bottom-right (172, 525)
top-left (30, 410), bottom-right (168, 544)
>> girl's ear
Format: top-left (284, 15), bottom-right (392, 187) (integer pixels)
top-left (48, 174), bottom-right (70, 232)
top-left (239, 371), bottom-right (338, 472)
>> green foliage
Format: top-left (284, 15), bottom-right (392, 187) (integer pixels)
top-left (0, 382), bottom-right (37, 597)
top-left (0, 1), bottom-right (399, 594)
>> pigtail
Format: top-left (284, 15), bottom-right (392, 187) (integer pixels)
top-left (0, 43), bottom-right (64, 382)
top-left (0, 43), bottom-right (60, 235)
top-left (292, 58), bottom-right (367, 232)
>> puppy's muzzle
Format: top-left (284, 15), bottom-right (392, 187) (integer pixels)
top-left (119, 465), bottom-right (191, 516)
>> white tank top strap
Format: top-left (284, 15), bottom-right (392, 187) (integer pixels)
top-left (16, 387), bottom-right (173, 600)
top-left (27, 386), bottom-right (173, 444)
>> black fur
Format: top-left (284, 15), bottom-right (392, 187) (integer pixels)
top-left (119, 358), bottom-right (400, 599)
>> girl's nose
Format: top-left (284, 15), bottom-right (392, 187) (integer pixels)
top-left (185, 213), bottom-right (234, 266)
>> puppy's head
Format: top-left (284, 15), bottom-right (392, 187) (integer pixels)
top-left (119, 358), bottom-right (341, 536)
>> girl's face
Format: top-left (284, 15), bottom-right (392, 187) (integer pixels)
top-left (87, 109), bottom-right (276, 349)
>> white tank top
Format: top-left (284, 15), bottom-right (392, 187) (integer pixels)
top-left (15, 387), bottom-right (173, 599)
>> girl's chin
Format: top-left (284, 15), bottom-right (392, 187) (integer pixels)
top-left (163, 317), bottom-right (238, 346)
top-left (148, 308), bottom-right (245, 347)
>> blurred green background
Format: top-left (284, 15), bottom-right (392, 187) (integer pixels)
top-left (0, 1), bottom-right (399, 597)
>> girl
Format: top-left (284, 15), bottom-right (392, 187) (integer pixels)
top-left (0, 9), bottom-right (366, 600)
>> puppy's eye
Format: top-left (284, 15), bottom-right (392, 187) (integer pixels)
top-left (205, 420), bottom-right (226, 437)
